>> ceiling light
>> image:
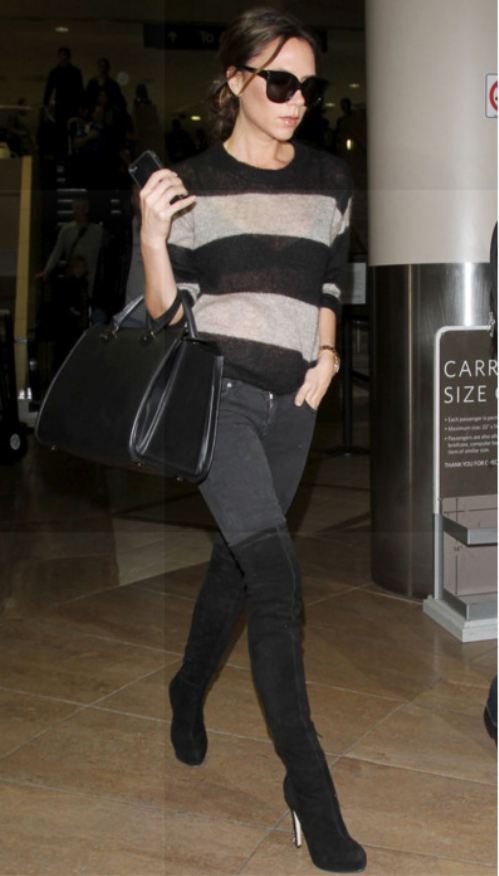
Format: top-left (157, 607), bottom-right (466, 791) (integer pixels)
top-left (349, 82), bottom-right (360, 89)
top-left (324, 102), bottom-right (336, 108)
top-left (55, 26), bottom-right (69, 33)
top-left (190, 115), bottom-right (202, 121)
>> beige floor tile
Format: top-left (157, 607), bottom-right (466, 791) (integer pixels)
top-left (0, 689), bottom-right (79, 758)
top-left (241, 831), bottom-right (496, 875)
top-left (347, 702), bottom-right (496, 784)
top-left (295, 533), bottom-right (371, 582)
top-left (0, 707), bottom-right (169, 808)
top-left (13, 446), bottom-right (111, 524)
top-left (302, 574), bottom-right (363, 604)
top-left (301, 626), bottom-right (439, 701)
top-left (0, 782), bottom-right (171, 875)
top-left (305, 589), bottom-right (496, 688)
top-left (202, 666), bottom-right (269, 742)
top-left (0, 706), bottom-right (287, 828)
top-left (7, 529), bottom-right (115, 560)
top-left (1, 554), bottom-right (119, 619)
top-left (109, 660), bottom-right (402, 757)
top-left (98, 665), bottom-right (171, 720)
top-left (411, 679), bottom-right (494, 718)
top-left (164, 730), bottom-right (286, 826)
top-left (354, 847), bottom-right (497, 875)
top-left (288, 485), bottom-right (369, 537)
top-left (112, 516), bottom-right (172, 551)
top-left (136, 566), bottom-right (362, 607)
top-left (0, 619), bottom-right (165, 703)
top-left (133, 563), bottom-right (206, 601)
top-left (105, 468), bottom-right (169, 515)
top-left (302, 452), bottom-right (371, 489)
top-left (105, 663), bottom-right (266, 743)
top-left (306, 683), bottom-right (401, 755)
top-left (331, 758), bottom-right (497, 866)
top-left (39, 585), bottom-right (193, 652)
top-left (306, 588), bottom-right (433, 644)
top-left (116, 526), bottom-right (214, 584)
top-left (469, 646), bottom-right (498, 675)
top-left (161, 811), bottom-right (268, 875)
top-left (222, 606), bottom-right (481, 703)
top-left (203, 669), bottom-right (403, 756)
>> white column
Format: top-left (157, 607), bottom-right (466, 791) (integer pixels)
top-left (366, 0), bottom-right (497, 267)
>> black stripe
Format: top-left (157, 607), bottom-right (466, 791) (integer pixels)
top-left (204, 334), bottom-right (309, 394)
top-left (195, 236), bottom-right (329, 304)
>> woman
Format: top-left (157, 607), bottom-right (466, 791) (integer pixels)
top-left (140, 7), bottom-right (366, 873)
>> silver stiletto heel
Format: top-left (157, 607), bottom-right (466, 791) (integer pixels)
top-left (290, 808), bottom-right (302, 848)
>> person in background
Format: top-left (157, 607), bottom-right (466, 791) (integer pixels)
top-left (165, 118), bottom-right (196, 162)
top-left (52, 254), bottom-right (89, 367)
top-left (92, 186), bottom-right (144, 321)
top-left (132, 83), bottom-right (165, 162)
top-left (85, 58), bottom-right (126, 116)
top-left (36, 197), bottom-right (103, 312)
top-left (139, 7), bottom-right (366, 873)
top-left (43, 48), bottom-right (83, 160)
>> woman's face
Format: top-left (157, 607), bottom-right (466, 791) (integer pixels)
top-left (227, 37), bottom-right (316, 142)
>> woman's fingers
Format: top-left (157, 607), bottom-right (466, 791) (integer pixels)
top-left (142, 176), bottom-right (192, 213)
top-left (170, 193), bottom-right (196, 215)
top-left (141, 167), bottom-right (179, 197)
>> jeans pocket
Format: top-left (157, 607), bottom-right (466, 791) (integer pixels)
top-left (303, 400), bottom-right (318, 414)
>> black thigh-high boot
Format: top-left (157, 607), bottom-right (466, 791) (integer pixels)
top-left (169, 534), bottom-right (246, 765)
top-left (232, 528), bottom-right (366, 874)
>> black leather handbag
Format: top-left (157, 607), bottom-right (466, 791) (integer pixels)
top-left (35, 290), bottom-right (224, 482)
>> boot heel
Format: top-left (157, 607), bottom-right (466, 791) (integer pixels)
top-left (290, 808), bottom-right (302, 848)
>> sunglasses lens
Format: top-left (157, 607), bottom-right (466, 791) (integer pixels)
top-left (264, 71), bottom-right (328, 107)
top-left (266, 71), bottom-right (297, 103)
top-left (302, 78), bottom-right (327, 107)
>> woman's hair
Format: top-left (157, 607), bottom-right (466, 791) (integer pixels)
top-left (208, 7), bottom-right (319, 142)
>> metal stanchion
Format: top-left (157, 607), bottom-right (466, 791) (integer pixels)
top-left (326, 303), bottom-right (369, 457)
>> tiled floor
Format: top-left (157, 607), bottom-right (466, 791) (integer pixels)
top-left (0, 398), bottom-right (496, 875)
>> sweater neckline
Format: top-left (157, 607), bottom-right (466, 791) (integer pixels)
top-left (215, 140), bottom-right (303, 179)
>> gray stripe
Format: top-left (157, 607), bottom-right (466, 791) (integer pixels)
top-left (193, 292), bottom-right (320, 361)
top-left (169, 205), bottom-right (195, 249)
top-left (187, 193), bottom-right (349, 250)
top-left (322, 283), bottom-right (342, 300)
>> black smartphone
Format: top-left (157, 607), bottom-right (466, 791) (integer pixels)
top-left (128, 149), bottom-right (164, 188)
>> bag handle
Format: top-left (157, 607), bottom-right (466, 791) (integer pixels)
top-left (147, 289), bottom-right (197, 338)
top-left (110, 288), bottom-right (198, 338)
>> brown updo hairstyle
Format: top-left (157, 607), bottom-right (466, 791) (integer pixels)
top-left (208, 7), bottom-right (319, 142)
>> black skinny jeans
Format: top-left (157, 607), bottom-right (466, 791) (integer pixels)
top-left (199, 378), bottom-right (317, 545)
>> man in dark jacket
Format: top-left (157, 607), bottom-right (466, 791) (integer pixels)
top-left (43, 47), bottom-right (83, 159)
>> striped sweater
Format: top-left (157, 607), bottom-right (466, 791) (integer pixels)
top-left (168, 141), bottom-right (352, 394)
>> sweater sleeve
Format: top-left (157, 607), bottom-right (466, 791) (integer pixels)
top-left (166, 203), bottom-right (200, 305)
top-left (320, 164), bottom-right (353, 318)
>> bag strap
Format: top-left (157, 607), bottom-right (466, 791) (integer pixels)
top-left (111, 288), bottom-right (197, 338)
top-left (147, 289), bottom-right (197, 338)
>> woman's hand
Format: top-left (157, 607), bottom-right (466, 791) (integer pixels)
top-left (139, 169), bottom-right (196, 248)
top-left (294, 352), bottom-right (340, 410)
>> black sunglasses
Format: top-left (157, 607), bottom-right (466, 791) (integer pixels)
top-left (238, 65), bottom-right (328, 108)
